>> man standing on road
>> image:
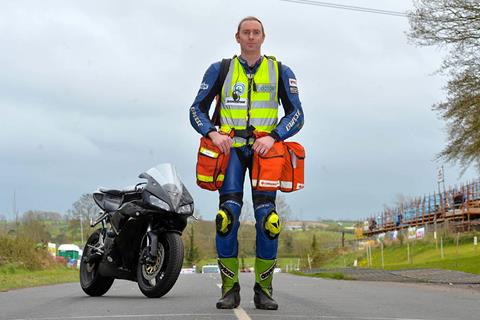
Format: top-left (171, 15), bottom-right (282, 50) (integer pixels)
top-left (189, 16), bottom-right (304, 310)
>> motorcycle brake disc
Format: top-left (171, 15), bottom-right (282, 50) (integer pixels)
top-left (141, 243), bottom-right (165, 281)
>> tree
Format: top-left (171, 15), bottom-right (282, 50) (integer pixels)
top-left (282, 232), bottom-right (294, 255)
top-left (68, 194), bottom-right (98, 220)
top-left (311, 233), bottom-right (317, 253)
top-left (240, 201), bottom-right (254, 222)
top-left (408, 1), bottom-right (480, 171)
top-left (67, 193), bottom-right (99, 243)
top-left (185, 223), bottom-right (200, 267)
top-left (19, 211), bottom-right (51, 243)
top-left (276, 195), bottom-right (293, 222)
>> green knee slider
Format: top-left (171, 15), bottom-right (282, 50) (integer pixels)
top-left (263, 210), bottom-right (281, 239)
top-left (216, 207), bottom-right (234, 236)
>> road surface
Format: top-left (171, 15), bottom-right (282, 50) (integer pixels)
top-left (1, 273), bottom-right (480, 320)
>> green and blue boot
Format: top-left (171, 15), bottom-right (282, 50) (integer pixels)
top-left (216, 257), bottom-right (240, 309)
top-left (254, 258), bottom-right (278, 310)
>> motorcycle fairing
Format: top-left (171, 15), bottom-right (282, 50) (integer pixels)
top-left (139, 164), bottom-right (194, 214)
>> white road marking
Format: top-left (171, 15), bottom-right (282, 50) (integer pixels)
top-left (246, 315), bottom-right (432, 320)
top-left (234, 307), bottom-right (252, 320)
top-left (9, 315), bottom-right (436, 320)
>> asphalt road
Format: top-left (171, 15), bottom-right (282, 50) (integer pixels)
top-left (1, 273), bottom-right (480, 320)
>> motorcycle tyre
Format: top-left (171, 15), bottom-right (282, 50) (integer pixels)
top-left (137, 232), bottom-right (184, 298)
top-left (80, 229), bottom-right (114, 296)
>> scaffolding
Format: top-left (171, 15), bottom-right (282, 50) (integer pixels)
top-left (360, 180), bottom-right (480, 236)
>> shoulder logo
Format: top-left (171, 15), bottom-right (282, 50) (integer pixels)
top-left (199, 82), bottom-right (209, 90)
top-left (288, 78), bottom-right (297, 87)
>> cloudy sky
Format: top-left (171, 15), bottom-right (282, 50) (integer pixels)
top-left (1, 0), bottom-right (478, 221)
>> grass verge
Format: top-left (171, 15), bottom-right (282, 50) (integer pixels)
top-left (290, 270), bottom-right (352, 280)
top-left (320, 238), bottom-right (480, 274)
top-left (0, 265), bottom-right (79, 292)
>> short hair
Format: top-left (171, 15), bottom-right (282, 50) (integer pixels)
top-left (237, 16), bottom-right (265, 36)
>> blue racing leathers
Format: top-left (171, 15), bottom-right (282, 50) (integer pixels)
top-left (189, 56), bottom-right (304, 260)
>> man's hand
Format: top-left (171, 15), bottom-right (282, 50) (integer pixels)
top-left (253, 136), bottom-right (275, 156)
top-left (208, 131), bottom-right (233, 154)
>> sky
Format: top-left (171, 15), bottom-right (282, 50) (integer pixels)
top-left (0, 0), bottom-right (478, 221)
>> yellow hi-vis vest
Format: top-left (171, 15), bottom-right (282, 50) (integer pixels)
top-left (220, 56), bottom-right (279, 147)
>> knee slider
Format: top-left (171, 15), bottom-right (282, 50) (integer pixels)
top-left (263, 211), bottom-right (281, 239)
top-left (216, 207), bottom-right (234, 236)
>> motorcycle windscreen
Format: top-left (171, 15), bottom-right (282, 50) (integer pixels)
top-left (142, 163), bottom-right (194, 213)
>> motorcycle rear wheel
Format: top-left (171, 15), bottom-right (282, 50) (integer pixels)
top-left (80, 229), bottom-right (114, 296)
top-left (137, 232), bottom-right (184, 298)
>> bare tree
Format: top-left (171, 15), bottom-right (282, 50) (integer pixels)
top-left (67, 193), bottom-right (99, 221)
top-left (276, 195), bottom-right (293, 222)
top-left (67, 193), bottom-right (99, 243)
top-left (240, 200), bottom-right (254, 222)
top-left (408, 0), bottom-right (480, 171)
top-left (19, 211), bottom-right (51, 243)
top-left (185, 223), bottom-right (200, 267)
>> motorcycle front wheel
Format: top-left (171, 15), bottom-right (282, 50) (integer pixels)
top-left (80, 229), bottom-right (114, 296)
top-left (137, 232), bottom-right (184, 298)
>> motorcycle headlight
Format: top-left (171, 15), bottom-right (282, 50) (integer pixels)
top-left (148, 195), bottom-right (171, 211)
top-left (178, 203), bottom-right (193, 214)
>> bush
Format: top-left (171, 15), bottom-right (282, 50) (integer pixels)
top-left (0, 235), bottom-right (56, 271)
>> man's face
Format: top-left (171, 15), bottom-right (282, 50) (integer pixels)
top-left (236, 20), bottom-right (265, 54)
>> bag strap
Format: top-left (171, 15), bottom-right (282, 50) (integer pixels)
top-left (211, 58), bottom-right (232, 126)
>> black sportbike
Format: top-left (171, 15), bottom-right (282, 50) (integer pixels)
top-left (80, 164), bottom-right (194, 298)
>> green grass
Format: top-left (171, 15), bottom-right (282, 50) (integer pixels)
top-left (0, 265), bottom-right (79, 291)
top-left (321, 239), bottom-right (480, 274)
top-left (290, 270), bottom-right (353, 280)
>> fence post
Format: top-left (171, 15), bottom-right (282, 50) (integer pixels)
top-left (370, 245), bottom-right (373, 267)
top-left (381, 242), bottom-right (384, 269)
top-left (440, 237), bottom-right (444, 259)
top-left (455, 232), bottom-right (460, 268)
top-left (407, 242), bottom-right (411, 264)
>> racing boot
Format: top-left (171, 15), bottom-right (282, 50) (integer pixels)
top-left (254, 258), bottom-right (278, 310)
top-left (216, 257), bottom-right (240, 309)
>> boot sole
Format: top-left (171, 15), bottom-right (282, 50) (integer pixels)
top-left (254, 296), bottom-right (278, 310)
top-left (216, 294), bottom-right (240, 309)
top-left (216, 303), bottom-right (240, 309)
top-left (254, 303), bottom-right (278, 310)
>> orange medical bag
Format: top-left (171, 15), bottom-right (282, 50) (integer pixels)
top-left (196, 135), bottom-right (230, 191)
top-left (279, 142), bottom-right (305, 192)
top-left (251, 141), bottom-right (286, 191)
top-left (252, 141), bottom-right (305, 192)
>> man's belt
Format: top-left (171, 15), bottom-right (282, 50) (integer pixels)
top-left (233, 125), bottom-right (256, 139)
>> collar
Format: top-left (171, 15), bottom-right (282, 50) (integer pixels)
top-left (237, 55), bottom-right (264, 73)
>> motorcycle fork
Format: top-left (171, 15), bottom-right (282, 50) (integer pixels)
top-left (143, 223), bottom-right (159, 263)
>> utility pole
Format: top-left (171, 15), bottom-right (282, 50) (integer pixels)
top-left (13, 191), bottom-right (18, 235)
top-left (76, 215), bottom-right (84, 244)
top-left (437, 166), bottom-right (444, 211)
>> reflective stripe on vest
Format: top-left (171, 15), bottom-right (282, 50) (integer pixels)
top-left (220, 57), bottom-right (279, 147)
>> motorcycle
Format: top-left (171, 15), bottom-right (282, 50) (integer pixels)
top-left (80, 163), bottom-right (194, 298)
